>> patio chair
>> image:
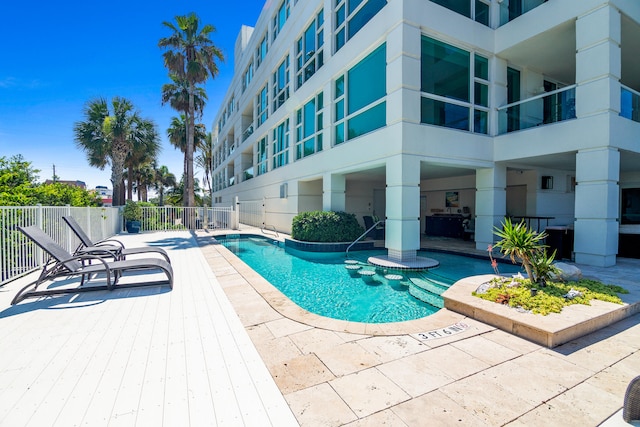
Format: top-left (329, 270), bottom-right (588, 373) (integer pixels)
top-left (62, 216), bottom-right (170, 263)
top-left (12, 225), bottom-right (173, 305)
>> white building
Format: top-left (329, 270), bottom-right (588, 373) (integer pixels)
top-left (211, 0), bottom-right (640, 268)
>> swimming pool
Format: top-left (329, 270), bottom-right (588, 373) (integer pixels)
top-left (217, 235), bottom-right (522, 323)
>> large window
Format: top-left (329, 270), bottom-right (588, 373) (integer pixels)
top-left (272, 119), bottom-right (290, 169)
top-left (295, 10), bottom-right (324, 89)
top-left (255, 34), bottom-right (268, 69)
top-left (335, 0), bottom-right (386, 51)
top-left (295, 92), bottom-right (324, 160)
top-left (429, 0), bottom-right (490, 26)
top-left (256, 135), bottom-right (269, 176)
top-left (272, 55), bottom-right (290, 111)
top-left (242, 62), bottom-right (254, 93)
top-left (272, 0), bottom-right (291, 41)
top-left (420, 36), bottom-right (489, 134)
top-left (334, 43), bottom-right (386, 144)
top-left (256, 84), bottom-right (269, 128)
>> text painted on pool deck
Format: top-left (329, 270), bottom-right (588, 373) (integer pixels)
top-left (413, 322), bottom-right (469, 341)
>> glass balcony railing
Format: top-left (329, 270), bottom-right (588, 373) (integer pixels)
top-left (497, 85), bottom-right (576, 134)
top-left (499, 0), bottom-right (548, 26)
top-left (621, 85), bottom-right (640, 123)
top-left (243, 166), bottom-right (254, 181)
top-left (242, 124), bottom-right (254, 141)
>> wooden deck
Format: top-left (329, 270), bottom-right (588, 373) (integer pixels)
top-left (0, 231), bottom-right (297, 426)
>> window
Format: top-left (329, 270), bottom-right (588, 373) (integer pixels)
top-left (256, 135), bottom-right (269, 176)
top-left (272, 119), bottom-right (290, 169)
top-left (429, 0), bottom-right (490, 27)
top-left (272, 0), bottom-right (290, 41)
top-left (295, 10), bottom-right (324, 89)
top-left (334, 43), bottom-right (386, 144)
top-left (242, 62), bottom-right (254, 93)
top-left (272, 55), bottom-right (290, 111)
top-left (256, 84), bottom-right (269, 128)
top-left (255, 34), bottom-right (268, 69)
top-left (335, 0), bottom-right (386, 51)
top-left (420, 36), bottom-right (489, 134)
top-left (622, 188), bottom-right (640, 224)
top-left (295, 92), bottom-right (324, 159)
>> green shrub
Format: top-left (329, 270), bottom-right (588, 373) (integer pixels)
top-left (291, 211), bottom-right (364, 242)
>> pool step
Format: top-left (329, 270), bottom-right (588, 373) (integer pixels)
top-left (408, 276), bottom-right (454, 309)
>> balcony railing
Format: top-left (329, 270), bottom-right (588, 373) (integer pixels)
top-left (621, 85), bottom-right (640, 123)
top-left (499, 0), bottom-right (548, 26)
top-left (243, 166), bottom-right (254, 181)
top-left (242, 124), bottom-right (254, 141)
top-left (497, 85), bottom-right (576, 134)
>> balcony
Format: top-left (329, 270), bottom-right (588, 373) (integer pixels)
top-left (497, 85), bottom-right (576, 134)
top-left (243, 166), bottom-right (254, 181)
top-left (499, 0), bottom-right (548, 26)
top-left (621, 85), bottom-right (640, 123)
top-left (242, 124), bottom-right (254, 141)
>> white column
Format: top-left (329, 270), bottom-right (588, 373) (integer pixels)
top-left (385, 154), bottom-right (421, 262)
top-left (475, 165), bottom-right (507, 251)
top-left (575, 4), bottom-right (621, 118)
top-left (574, 148), bottom-right (619, 267)
top-left (322, 173), bottom-right (345, 212)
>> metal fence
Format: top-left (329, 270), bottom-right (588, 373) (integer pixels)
top-left (0, 205), bottom-right (235, 286)
top-left (0, 205), bottom-right (120, 285)
top-left (237, 199), bottom-right (264, 228)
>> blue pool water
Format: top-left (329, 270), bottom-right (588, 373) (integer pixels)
top-left (217, 235), bottom-right (522, 323)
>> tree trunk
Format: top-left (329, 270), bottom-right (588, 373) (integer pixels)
top-left (185, 83), bottom-right (196, 208)
top-left (127, 168), bottom-right (134, 201)
top-left (110, 144), bottom-right (128, 206)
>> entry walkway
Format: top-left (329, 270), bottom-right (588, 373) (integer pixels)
top-left (0, 230), bottom-right (297, 426)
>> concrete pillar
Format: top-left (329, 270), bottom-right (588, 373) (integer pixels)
top-left (322, 173), bottom-right (345, 212)
top-left (475, 165), bottom-right (507, 251)
top-left (385, 154), bottom-right (421, 262)
top-left (386, 19), bottom-right (421, 126)
top-left (575, 4), bottom-right (621, 118)
top-left (574, 148), bottom-right (619, 267)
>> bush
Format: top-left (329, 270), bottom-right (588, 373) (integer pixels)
top-left (291, 211), bottom-right (364, 242)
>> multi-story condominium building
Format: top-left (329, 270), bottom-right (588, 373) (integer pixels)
top-left (210, 0), bottom-right (640, 268)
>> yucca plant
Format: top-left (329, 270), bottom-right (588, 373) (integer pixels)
top-left (493, 218), bottom-right (547, 283)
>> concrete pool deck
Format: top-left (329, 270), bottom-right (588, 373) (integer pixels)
top-left (197, 229), bottom-right (640, 426)
top-left (0, 228), bottom-right (638, 426)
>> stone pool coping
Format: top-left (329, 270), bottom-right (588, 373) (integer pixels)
top-left (442, 274), bottom-right (640, 348)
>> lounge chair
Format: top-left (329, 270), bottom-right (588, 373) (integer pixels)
top-left (62, 216), bottom-right (170, 263)
top-left (12, 225), bottom-right (173, 305)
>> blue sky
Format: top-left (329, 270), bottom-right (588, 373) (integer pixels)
top-left (0, 0), bottom-right (267, 190)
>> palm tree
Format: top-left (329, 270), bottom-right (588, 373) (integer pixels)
top-left (133, 162), bottom-right (157, 202)
top-left (154, 165), bottom-right (177, 206)
top-left (74, 97), bottom-right (158, 206)
top-left (161, 73), bottom-right (207, 116)
top-left (125, 120), bottom-right (161, 201)
top-left (159, 13), bottom-right (224, 208)
top-left (167, 115), bottom-right (207, 179)
top-left (196, 132), bottom-right (213, 204)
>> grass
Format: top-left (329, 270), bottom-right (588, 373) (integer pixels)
top-left (473, 277), bottom-right (629, 315)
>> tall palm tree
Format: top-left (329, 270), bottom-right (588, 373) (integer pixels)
top-left (167, 115), bottom-right (207, 179)
top-left (133, 162), bottom-right (156, 202)
top-left (154, 165), bottom-right (177, 206)
top-left (125, 120), bottom-right (161, 201)
top-left (159, 13), bottom-right (224, 208)
top-left (74, 97), bottom-right (158, 206)
top-left (161, 73), bottom-right (207, 117)
top-left (196, 132), bottom-right (213, 203)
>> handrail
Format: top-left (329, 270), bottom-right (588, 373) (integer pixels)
top-left (261, 224), bottom-right (279, 238)
top-left (497, 84), bottom-right (577, 111)
top-left (346, 220), bottom-right (384, 257)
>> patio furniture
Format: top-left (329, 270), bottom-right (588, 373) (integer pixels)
top-left (624, 375), bottom-right (640, 422)
top-left (363, 215), bottom-right (385, 240)
top-left (12, 225), bottom-right (173, 305)
top-left (62, 216), bottom-right (170, 263)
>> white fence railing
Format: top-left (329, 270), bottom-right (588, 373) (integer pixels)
top-left (0, 205), bottom-right (235, 285)
top-left (237, 200), bottom-right (264, 228)
top-left (0, 205), bottom-right (120, 285)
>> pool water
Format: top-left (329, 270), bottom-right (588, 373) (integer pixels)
top-left (218, 235), bottom-right (522, 323)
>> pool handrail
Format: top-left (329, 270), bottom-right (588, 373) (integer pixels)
top-left (346, 220), bottom-right (384, 256)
